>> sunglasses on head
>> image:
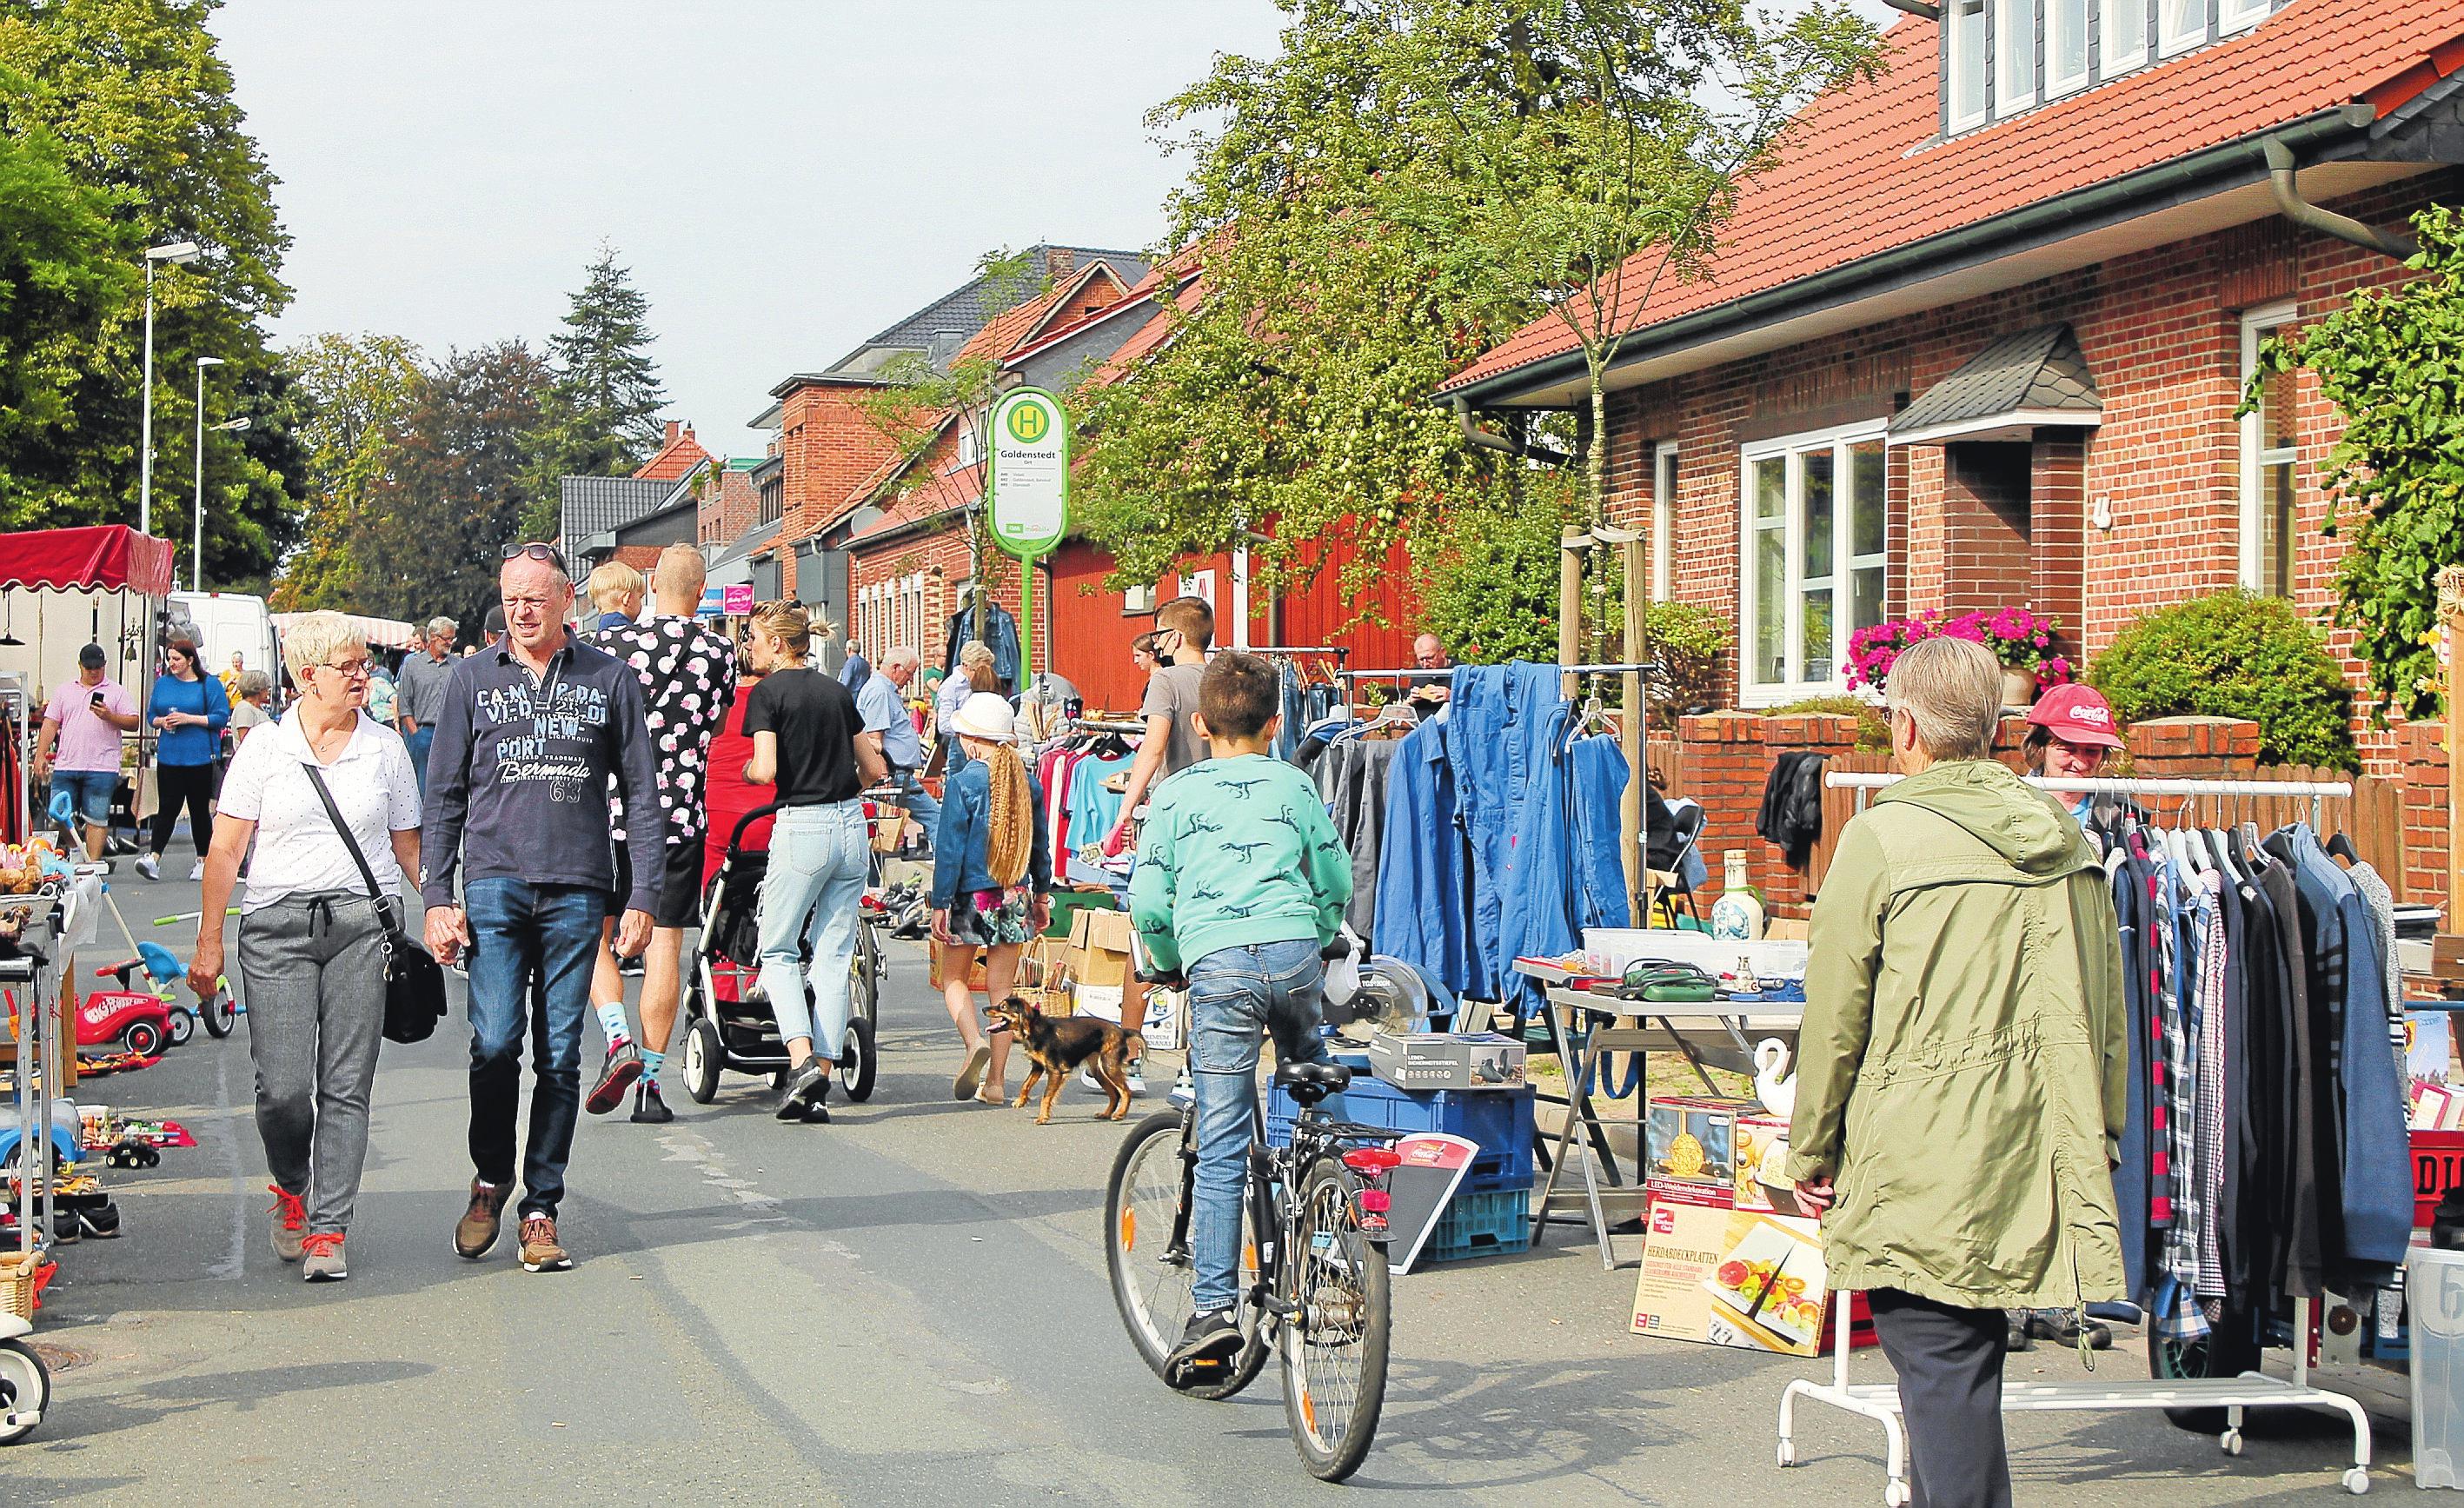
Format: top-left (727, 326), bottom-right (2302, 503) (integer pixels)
top-left (501, 541), bottom-right (568, 572)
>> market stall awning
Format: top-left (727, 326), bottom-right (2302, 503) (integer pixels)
top-left (269, 611), bottom-right (422, 650)
top-left (0, 525), bottom-right (175, 595)
top-left (1885, 323), bottom-right (2102, 446)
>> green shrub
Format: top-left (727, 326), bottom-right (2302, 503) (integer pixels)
top-left (1645, 601), bottom-right (1728, 726)
top-left (1763, 694), bottom-right (1890, 751)
top-left (2087, 592), bottom-right (2357, 769)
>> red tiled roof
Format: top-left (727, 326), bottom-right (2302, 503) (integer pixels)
top-left (1443, 0), bottom-right (2464, 397)
top-left (633, 425), bottom-right (713, 481)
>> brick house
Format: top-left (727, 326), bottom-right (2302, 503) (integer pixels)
top-left (1442, 0), bottom-right (2461, 904)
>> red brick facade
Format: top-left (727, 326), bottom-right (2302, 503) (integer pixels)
top-left (774, 381), bottom-right (903, 600)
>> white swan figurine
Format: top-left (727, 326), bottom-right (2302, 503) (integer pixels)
top-left (1754, 1039), bottom-right (1797, 1120)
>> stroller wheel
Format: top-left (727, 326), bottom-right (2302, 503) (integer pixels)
top-left (681, 1019), bottom-right (724, 1105)
top-left (166, 1006), bottom-right (196, 1047)
top-left (202, 987), bottom-right (237, 1038)
top-left (838, 1014), bottom-right (877, 1102)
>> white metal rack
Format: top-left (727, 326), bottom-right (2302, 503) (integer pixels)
top-left (1779, 770), bottom-right (2375, 1501)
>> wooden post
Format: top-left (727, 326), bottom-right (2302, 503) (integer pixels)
top-left (1622, 535), bottom-right (1649, 922)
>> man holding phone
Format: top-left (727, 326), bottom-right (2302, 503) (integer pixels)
top-left (33, 644), bottom-right (139, 860)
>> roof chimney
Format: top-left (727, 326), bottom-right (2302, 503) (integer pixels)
top-left (1044, 247), bottom-right (1075, 280)
top-left (662, 420), bottom-right (681, 446)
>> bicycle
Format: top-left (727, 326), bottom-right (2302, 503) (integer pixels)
top-left (1105, 1053), bottom-right (1399, 1482)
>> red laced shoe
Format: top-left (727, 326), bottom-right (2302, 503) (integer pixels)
top-left (300, 1231), bottom-right (348, 1282)
top-left (267, 1185), bottom-right (306, 1263)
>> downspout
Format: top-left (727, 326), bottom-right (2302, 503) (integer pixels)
top-left (2262, 137), bottom-right (2419, 261)
top-left (1453, 397), bottom-right (1576, 466)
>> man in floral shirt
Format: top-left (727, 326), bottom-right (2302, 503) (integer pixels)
top-left (581, 544), bottom-right (740, 1123)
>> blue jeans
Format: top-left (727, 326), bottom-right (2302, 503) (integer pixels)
top-left (402, 725), bottom-right (434, 797)
top-left (887, 766), bottom-right (940, 848)
top-left (50, 768), bottom-right (115, 827)
top-left (1188, 939), bottom-right (1341, 1312)
top-left (463, 879), bottom-right (607, 1219)
top-left (754, 801), bottom-right (868, 1060)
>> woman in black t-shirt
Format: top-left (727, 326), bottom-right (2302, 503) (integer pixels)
top-left (742, 602), bottom-right (886, 1123)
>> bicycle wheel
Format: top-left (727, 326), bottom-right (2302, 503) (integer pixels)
top-left (1106, 1110), bottom-right (1267, 1402)
top-left (1281, 1155), bottom-right (1391, 1482)
top-left (850, 922), bottom-right (881, 1026)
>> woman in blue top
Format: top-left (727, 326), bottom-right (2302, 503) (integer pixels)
top-left (931, 693), bottom-right (1051, 1106)
top-left (139, 636), bottom-right (230, 881)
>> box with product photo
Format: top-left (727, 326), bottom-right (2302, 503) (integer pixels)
top-left (1645, 1095), bottom-right (1758, 1199)
top-left (1366, 1031), bottom-right (1527, 1092)
top-left (1630, 1202), bottom-right (1834, 1357)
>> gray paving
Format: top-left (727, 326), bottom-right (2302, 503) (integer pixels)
top-left (0, 867), bottom-right (2409, 1504)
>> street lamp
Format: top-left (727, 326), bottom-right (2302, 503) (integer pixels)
top-left (139, 241), bottom-right (203, 537)
top-left (191, 356), bottom-right (249, 593)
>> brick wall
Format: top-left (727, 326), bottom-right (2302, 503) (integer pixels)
top-left (699, 468), bottom-right (757, 548)
top-left (776, 380), bottom-right (903, 599)
top-left (1660, 711), bottom-right (1863, 918)
top-left (1940, 442), bottom-right (2032, 614)
top-left (2399, 721), bottom-right (2453, 910)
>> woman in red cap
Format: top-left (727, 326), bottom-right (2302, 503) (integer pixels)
top-left (2024, 682), bottom-right (2129, 835)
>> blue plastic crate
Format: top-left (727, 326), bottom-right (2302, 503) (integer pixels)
top-left (1266, 1072), bottom-right (1535, 1193)
top-left (1421, 1186), bottom-right (1531, 1266)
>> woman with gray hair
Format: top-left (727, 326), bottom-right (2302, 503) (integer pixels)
top-left (228, 670), bottom-right (274, 751)
top-left (936, 640), bottom-right (997, 778)
top-left (189, 611), bottom-right (424, 1284)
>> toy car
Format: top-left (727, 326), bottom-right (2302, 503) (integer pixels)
top-left (75, 972), bottom-right (173, 1058)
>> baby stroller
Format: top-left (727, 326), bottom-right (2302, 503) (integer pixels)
top-left (676, 801), bottom-right (884, 1106)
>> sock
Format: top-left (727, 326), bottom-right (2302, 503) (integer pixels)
top-left (638, 1047), bottom-right (665, 1088)
top-left (594, 1000), bottom-right (631, 1051)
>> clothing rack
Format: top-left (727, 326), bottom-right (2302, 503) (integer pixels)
top-left (1247, 644), bottom-right (1351, 660)
top-left (1783, 769), bottom-right (2376, 1502)
top-left (1334, 661), bottom-right (1663, 681)
top-left (1068, 717), bottom-right (1149, 736)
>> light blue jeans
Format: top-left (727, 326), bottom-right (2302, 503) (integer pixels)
top-left (754, 801), bottom-right (868, 1060)
top-left (1188, 938), bottom-right (1343, 1313)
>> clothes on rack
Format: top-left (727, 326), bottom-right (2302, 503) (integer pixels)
top-left (1038, 724), bottom-right (1138, 886)
top-left (942, 597), bottom-right (1021, 690)
top-left (1316, 735), bottom-right (1399, 938)
top-left (1756, 752), bottom-right (1827, 865)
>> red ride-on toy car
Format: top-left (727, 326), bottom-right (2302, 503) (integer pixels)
top-left (75, 965), bottom-right (176, 1058)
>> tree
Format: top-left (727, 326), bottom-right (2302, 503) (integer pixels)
top-left (271, 333), bottom-right (428, 610)
top-left (2250, 203), bottom-right (2464, 721)
top-left (0, 0), bottom-right (304, 579)
top-left (537, 242), bottom-right (667, 488)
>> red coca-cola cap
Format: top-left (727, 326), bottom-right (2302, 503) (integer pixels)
top-left (2026, 683), bottom-right (2123, 748)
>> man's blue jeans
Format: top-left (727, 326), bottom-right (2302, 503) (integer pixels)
top-left (402, 725), bottom-right (434, 797)
top-left (887, 766), bottom-right (940, 850)
top-left (1188, 939), bottom-right (1342, 1313)
top-left (464, 879), bottom-right (607, 1219)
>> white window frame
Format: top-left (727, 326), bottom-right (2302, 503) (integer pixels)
top-left (2159, 0), bottom-right (2206, 56)
top-left (2220, 0), bottom-right (2268, 33)
top-left (1651, 442), bottom-right (1678, 601)
top-left (1995, 0), bottom-right (2036, 114)
top-left (953, 409), bottom-right (985, 472)
top-left (1949, 0), bottom-right (1989, 132)
top-left (2238, 300), bottom-right (2299, 595)
top-left (2100, 0), bottom-right (2149, 75)
top-left (2046, 0), bottom-right (2089, 96)
top-left (1736, 418), bottom-right (1890, 706)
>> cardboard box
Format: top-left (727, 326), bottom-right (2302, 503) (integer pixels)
top-left (929, 947), bottom-right (988, 995)
top-left (1073, 944), bottom-right (1130, 988)
top-left (1644, 1095), bottom-right (1758, 1197)
top-left (868, 809), bottom-right (907, 853)
top-left (1630, 1202), bottom-right (1834, 1356)
top-left (1731, 1112), bottom-right (1804, 1213)
top-left (1065, 906), bottom-right (1133, 987)
top-left (1139, 987), bottom-right (1186, 1052)
top-left (1073, 983), bottom-right (1126, 1024)
top-left (1082, 907), bottom-right (1133, 954)
top-left (1366, 1031), bottom-right (1527, 1091)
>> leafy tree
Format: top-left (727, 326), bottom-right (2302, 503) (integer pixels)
top-left (1411, 470), bottom-right (1585, 665)
top-left (271, 333), bottom-right (428, 610)
top-left (2249, 203), bottom-right (2464, 721)
top-left (536, 242), bottom-right (667, 494)
top-left (0, 0), bottom-right (302, 579)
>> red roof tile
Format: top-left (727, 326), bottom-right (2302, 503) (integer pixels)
top-left (633, 423), bottom-right (713, 481)
top-left (1443, 0), bottom-right (2464, 396)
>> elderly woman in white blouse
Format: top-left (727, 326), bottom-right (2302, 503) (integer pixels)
top-left (189, 612), bottom-right (423, 1285)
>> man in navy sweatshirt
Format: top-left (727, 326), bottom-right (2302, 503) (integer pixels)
top-left (422, 543), bottom-right (665, 1274)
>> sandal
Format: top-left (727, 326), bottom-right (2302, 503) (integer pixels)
top-left (974, 1087), bottom-right (1006, 1106)
top-left (953, 1043), bottom-right (993, 1100)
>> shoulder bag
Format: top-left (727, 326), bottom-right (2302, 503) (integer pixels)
top-left (301, 761), bottom-right (448, 1045)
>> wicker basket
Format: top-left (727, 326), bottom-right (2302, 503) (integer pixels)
top-left (0, 1250), bottom-right (43, 1320)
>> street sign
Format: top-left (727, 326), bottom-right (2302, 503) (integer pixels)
top-left (986, 388), bottom-right (1068, 561)
top-left (698, 583), bottom-right (757, 618)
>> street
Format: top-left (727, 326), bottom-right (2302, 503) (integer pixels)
top-left (0, 867), bottom-right (2407, 1505)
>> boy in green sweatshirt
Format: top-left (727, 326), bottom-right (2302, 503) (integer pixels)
top-left (1128, 650), bottom-right (1352, 1381)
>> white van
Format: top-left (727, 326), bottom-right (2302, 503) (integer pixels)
top-left (167, 590), bottom-right (280, 684)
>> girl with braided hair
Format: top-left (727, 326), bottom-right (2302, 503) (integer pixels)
top-left (930, 693), bottom-right (1052, 1104)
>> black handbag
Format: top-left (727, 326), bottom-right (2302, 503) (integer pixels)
top-left (302, 762), bottom-right (448, 1045)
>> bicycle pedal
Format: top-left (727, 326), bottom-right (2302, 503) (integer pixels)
top-left (1164, 1354), bottom-right (1229, 1391)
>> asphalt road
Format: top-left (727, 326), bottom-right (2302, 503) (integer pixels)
top-left (0, 866), bottom-right (2412, 1505)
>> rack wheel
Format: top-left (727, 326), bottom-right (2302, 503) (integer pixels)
top-left (2344, 1467), bottom-right (2370, 1495)
top-left (681, 1020), bottom-right (723, 1105)
top-left (1776, 1440), bottom-right (1795, 1468)
top-left (167, 1006), bottom-right (196, 1046)
top-left (2221, 1429), bottom-right (2242, 1456)
top-left (1883, 1481), bottom-right (1909, 1507)
top-left (202, 987), bottom-right (237, 1038)
top-left (838, 1015), bottom-right (877, 1103)
top-left (0, 1339), bottom-right (48, 1445)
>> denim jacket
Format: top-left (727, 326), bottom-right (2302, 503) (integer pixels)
top-left (930, 757), bottom-right (1050, 909)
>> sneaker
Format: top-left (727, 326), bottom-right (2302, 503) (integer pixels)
top-left (135, 853), bottom-right (160, 880)
top-left (1126, 1069), bottom-right (1146, 1098)
top-left (75, 1202), bottom-right (122, 1239)
top-left (2028, 1309), bottom-right (2114, 1351)
top-left (518, 1215), bottom-right (572, 1272)
top-left (776, 1058), bottom-right (832, 1122)
top-left (586, 1041), bottom-right (643, 1116)
top-left (454, 1179), bottom-right (511, 1259)
top-left (301, 1232), bottom-right (348, 1282)
top-left (629, 1081), bottom-right (674, 1124)
top-left (189, 859), bottom-right (205, 881)
top-left (953, 1042), bottom-right (992, 1101)
top-left (268, 1184), bottom-right (307, 1262)
top-left (1168, 1067), bottom-right (1195, 1110)
top-left (2004, 1311), bottom-right (2034, 1352)
top-left (1165, 1308), bottom-right (1245, 1388)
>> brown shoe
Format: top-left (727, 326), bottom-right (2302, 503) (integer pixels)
top-left (267, 1184), bottom-right (306, 1263)
top-left (455, 1179), bottom-right (512, 1259)
top-left (519, 1214), bottom-right (573, 1272)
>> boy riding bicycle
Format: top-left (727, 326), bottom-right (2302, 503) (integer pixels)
top-left (1126, 651), bottom-right (1352, 1380)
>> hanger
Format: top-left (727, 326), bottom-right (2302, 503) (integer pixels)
top-left (2205, 826), bottom-right (2242, 885)
top-left (1358, 699), bottom-right (1420, 741)
top-left (2324, 830), bottom-right (2360, 867)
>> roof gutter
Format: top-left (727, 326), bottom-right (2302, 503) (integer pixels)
top-left (1445, 105), bottom-right (2376, 408)
top-left (1452, 397), bottom-right (1576, 465)
top-left (2261, 136), bottom-right (2419, 260)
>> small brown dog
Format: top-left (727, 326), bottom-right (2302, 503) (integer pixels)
top-left (988, 994), bottom-right (1144, 1124)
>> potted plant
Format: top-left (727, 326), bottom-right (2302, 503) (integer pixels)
top-left (1845, 608), bottom-right (2072, 707)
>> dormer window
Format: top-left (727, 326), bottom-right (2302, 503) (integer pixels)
top-left (1946, 0), bottom-right (2275, 135)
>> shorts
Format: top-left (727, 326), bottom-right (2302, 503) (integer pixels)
top-left (947, 884), bottom-right (1035, 947)
top-left (50, 769), bottom-right (116, 826)
top-left (611, 839), bottom-right (705, 929)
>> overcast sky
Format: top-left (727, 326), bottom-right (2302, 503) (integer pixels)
top-left (210, 0), bottom-right (1894, 462)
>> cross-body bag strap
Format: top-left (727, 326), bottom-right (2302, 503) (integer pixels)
top-left (300, 761), bottom-right (400, 937)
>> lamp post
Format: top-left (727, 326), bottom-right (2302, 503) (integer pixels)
top-left (139, 241), bottom-right (203, 537)
top-left (190, 356), bottom-right (248, 593)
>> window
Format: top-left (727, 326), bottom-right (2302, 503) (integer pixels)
top-left (1737, 423), bottom-right (1889, 701)
top-left (1995, 0), bottom-right (2036, 112)
top-left (1949, 0), bottom-right (1988, 130)
top-left (2240, 302), bottom-right (2298, 598)
top-left (955, 413), bottom-right (984, 471)
top-left (2100, 0), bottom-right (2149, 74)
top-left (2160, 0), bottom-right (2205, 56)
top-left (2220, 0), bottom-right (2268, 32)
top-left (1651, 443), bottom-right (1678, 600)
top-left (2047, 0), bottom-right (2089, 95)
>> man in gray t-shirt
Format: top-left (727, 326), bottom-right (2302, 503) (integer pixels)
top-left (395, 616), bottom-right (461, 793)
top-left (1104, 595), bottom-right (1215, 850)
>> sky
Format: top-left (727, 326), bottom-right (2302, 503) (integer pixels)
top-left (208, 0), bottom-right (1293, 459)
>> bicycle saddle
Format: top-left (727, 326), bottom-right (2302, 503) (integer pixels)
top-left (1274, 1060), bottom-right (1352, 1106)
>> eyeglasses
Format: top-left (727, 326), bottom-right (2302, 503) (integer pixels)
top-left (322, 657), bottom-right (373, 680)
top-left (501, 541), bottom-right (568, 572)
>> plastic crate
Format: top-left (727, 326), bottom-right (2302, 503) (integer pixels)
top-left (1266, 1073), bottom-right (1534, 1194)
top-left (2416, 1130), bottom-right (2464, 1231)
top-left (1421, 1186), bottom-right (1531, 1266)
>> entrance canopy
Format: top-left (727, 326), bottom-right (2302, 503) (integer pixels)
top-left (0, 525), bottom-right (175, 595)
top-left (1887, 323), bottom-right (2102, 447)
